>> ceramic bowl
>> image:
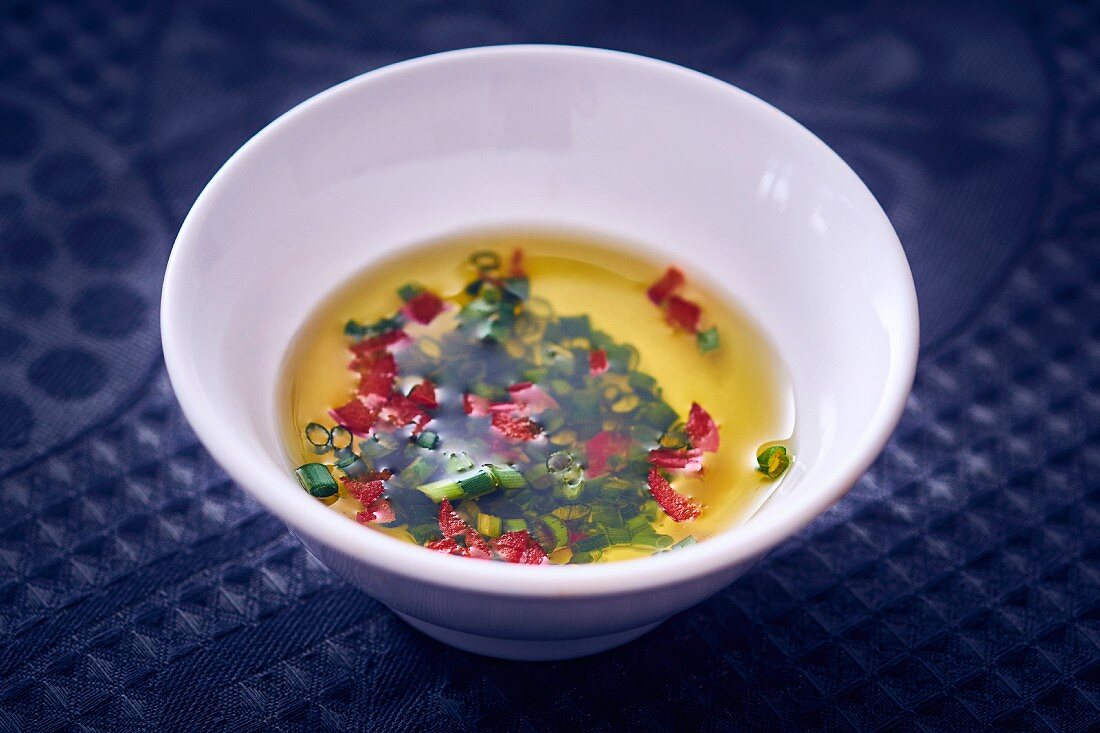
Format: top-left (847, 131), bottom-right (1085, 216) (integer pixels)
top-left (161, 45), bottom-right (918, 660)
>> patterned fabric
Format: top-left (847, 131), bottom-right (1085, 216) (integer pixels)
top-left (0, 0), bottom-right (1097, 730)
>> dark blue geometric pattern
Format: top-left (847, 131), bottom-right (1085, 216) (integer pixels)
top-left (0, 1), bottom-right (1097, 731)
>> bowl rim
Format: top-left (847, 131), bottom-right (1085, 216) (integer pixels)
top-left (161, 44), bottom-right (919, 598)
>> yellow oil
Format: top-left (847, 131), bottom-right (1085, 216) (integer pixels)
top-left (281, 229), bottom-right (795, 562)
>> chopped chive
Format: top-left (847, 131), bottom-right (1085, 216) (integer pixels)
top-left (538, 515), bottom-right (568, 550)
top-left (636, 401), bottom-right (678, 431)
top-left (696, 326), bottom-right (719, 353)
top-left (416, 431), bottom-right (440, 450)
top-left (572, 534), bottom-right (610, 553)
top-left (569, 551), bottom-right (599, 564)
top-left (397, 282), bottom-right (424, 302)
top-left (408, 522), bottom-right (441, 544)
top-left (458, 469), bottom-right (497, 499)
top-left (486, 464), bottom-right (526, 489)
top-left (604, 526), bottom-right (632, 545)
top-left (626, 514), bottom-right (651, 535)
top-left (502, 518), bottom-right (527, 533)
top-left (476, 512), bottom-right (503, 538)
top-left (551, 504), bottom-right (590, 521)
top-left (304, 423), bottom-right (331, 452)
top-left (335, 451), bottom-right (370, 479)
top-left (470, 250), bottom-right (501, 272)
top-left (295, 463), bottom-right (339, 498)
top-left (503, 277), bottom-right (530, 301)
top-left (416, 477), bottom-right (464, 502)
top-left (628, 371), bottom-right (658, 395)
top-left (400, 456), bottom-right (436, 487)
top-left (330, 425), bottom-right (353, 452)
top-left (668, 535), bottom-right (697, 550)
top-left (557, 315), bottom-right (592, 338)
top-left (446, 451), bottom-right (475, 473)
top-left (360, 432), bottom-right (398, 459)
top-left (345, 313), bottom-right (405, 339)
top-left (757, 445), bottom-right (791, 479)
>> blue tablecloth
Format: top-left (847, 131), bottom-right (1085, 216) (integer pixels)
top-left (1, 1), bottom-right (1097, 730)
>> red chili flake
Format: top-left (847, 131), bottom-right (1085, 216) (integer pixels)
top-left (647, 468), bottom-right (701, 522)
top-left (462, 393), bottom-right (491, 417)
top-left (350, 330), bottom-right (409, 355)
top-left (648, 447), bottom-right (703, 472)
top-left (492, 531), bottom-right (549, 564)
top-left (368, 498), bottom-right (394, 524)
top-left (588, 349), bottom-right (609, 376)
top-left (509, 248), bottom-right (526, 277)
top-left (330, 398), bottom-right (379, 436)
top-left (647, 266), bottom-right (685, 305)
top-left (379, 393), bottom-right (431, 435)
top-left (407, 379), bottom-right (438, 408)
top-left (426, 537), bottom-right (461, 554)
top-left (464, 530), bottom-right (492, 559)
top-left (342, 478), bottom-right (385, 505)
top-left (353, 351), bottom-right (398, 398)
top-left (585, 430), bottom-right (631, 476)
top-left (665, 295), bottom-right (701, 333)
top-left (685, 402), bottom-right (720, 452)
top-left (356, 498), bottom-right (394, 525)
top-left (506, 383), bottom-right (558, 414)
top-left (491, 412), bottom-right (543, 442)
top-left (438, 499), bottom-right (468, 538)
top-left (404, 291), bottom-right (445, 325)
top-left (436, 500), bottom-right (491, 558)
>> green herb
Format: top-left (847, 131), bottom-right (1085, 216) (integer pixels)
top-left (295, 463), bottom-right (339, 498)
top-left (757, 445), bottom-right (791, 479)
top-left (304, 423), bottom-right (331, 452)
top-left (696, 326), bottom-right (720, 353)
top-left (416, 431), bottom-right (440, 449)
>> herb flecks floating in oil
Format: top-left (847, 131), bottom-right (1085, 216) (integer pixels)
top-left (281, 231), bottom-right (794, 564)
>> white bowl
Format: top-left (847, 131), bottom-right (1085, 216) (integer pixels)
top-left (161, 45), bottom-right (918, 661)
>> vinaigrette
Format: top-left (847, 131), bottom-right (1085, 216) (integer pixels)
top-left (281, 230), bottom-right (794, 564)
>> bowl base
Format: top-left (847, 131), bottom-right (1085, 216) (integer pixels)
top-left (393, 611), bottom-right (664, 661)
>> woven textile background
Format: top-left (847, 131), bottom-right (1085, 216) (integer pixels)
top-left (1, 0), bottom-right (1098, 730)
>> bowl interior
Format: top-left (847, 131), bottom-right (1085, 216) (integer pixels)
top-left (162, 46), bottom-right (917, 590)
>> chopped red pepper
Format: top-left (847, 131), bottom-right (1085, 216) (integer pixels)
top-left (585, 430), bottom-right (631, 476)
top-left (685, 402), bottom-right (720, 452)
top-left (648, 447), bottom-right (703, 472)
top-left (492, 531), bottom-right (549, 564)
top-left (509, 248), bottom-right (526, 277)
top-left (435, 500), bottom-right (491, 558)
top-left (330, 398), bottom-right (379, 436)
top-left (404, 291), bottom-right (445, 325)
top-left (425, 537), bottom-right (461, 554)
top-left (357, 498), bottom-right (394, 524)
top-left (353, 351), bottom-right (398, 398)
top-left (647, 468), bottom-right (701, 521)
top-left (588, 349), bottom-right (609, 376)
top-left (647, 266), bottom-right (685, 305)
top-left (665, 295), bottom-right (701, 333)
top-left (507, 382), bottom-right (558, 414)
top-left (438, 499), bottom-right (468, 537)
top-left (491, 412), bottom-right (543, 441)
top-left (342, 478), bottom-right (385, 505)
top-left (462, 393), bottom-right (491, 416)
top-left (350, 330), bottom-right (409, 355)
top-left (407, 379), bottom-right (438, 409)
top-left (379, 393), bottom-right (431, 435)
